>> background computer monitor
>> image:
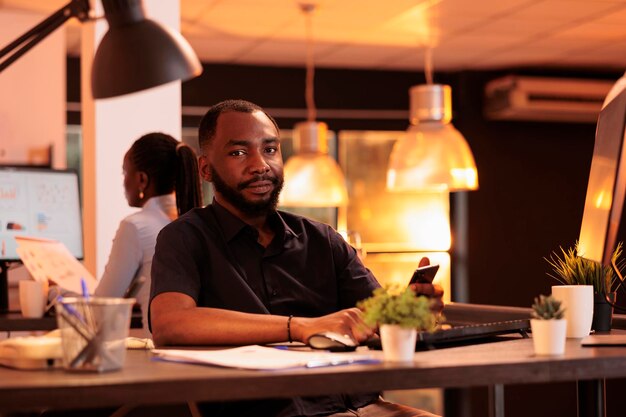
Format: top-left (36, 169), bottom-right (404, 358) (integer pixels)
top-left (578, 88), bottom-right (626, 265)
top-left (0, 166), bottom-right (83, 311)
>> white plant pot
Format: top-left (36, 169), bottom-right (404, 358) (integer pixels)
top-left (379, 324), bottom-right (417, 362)
top-left (530, 319), bottom-right (567, 356)
top-left (551, 285), bottom-right (594, 338)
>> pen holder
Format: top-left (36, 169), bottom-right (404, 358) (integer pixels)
top-left (56, 297), bottom-right (135, 372)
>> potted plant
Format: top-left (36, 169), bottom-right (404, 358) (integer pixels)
top-left (546, 242), bottom-right (624, 332)
top-left (530, 295), bottom-right (567, 355)
top-left (358, 285), bottom-right (438, 362)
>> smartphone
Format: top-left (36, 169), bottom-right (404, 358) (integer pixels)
top-left (409, 264), bottom-right (440, 285)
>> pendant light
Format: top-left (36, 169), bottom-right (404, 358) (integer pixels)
top-left (387, 49), bottom-right (478, 192)
top-left (280, 3), bottom-right (348, 207)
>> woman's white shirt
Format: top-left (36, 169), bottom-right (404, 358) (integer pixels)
top-left (95, 194), bottom-right (177, 338)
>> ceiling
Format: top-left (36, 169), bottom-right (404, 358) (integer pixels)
top-left (2, 0), bottom-right (626, 72)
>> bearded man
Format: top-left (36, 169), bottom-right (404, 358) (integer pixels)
top-left (149, 99), bottom-right (442, 417)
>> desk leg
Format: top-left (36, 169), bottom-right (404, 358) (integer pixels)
top-left (577, 379), bottom-right (606, 417)
top-left (443, 388), bottom-right (471, 417)
top-left (488, 384), bottom-right (505, 417)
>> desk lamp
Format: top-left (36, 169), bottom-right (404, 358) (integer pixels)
top-left (0, 0), bottom-right (202, 99)
top-left (0, 0), bottom-right (202, 312)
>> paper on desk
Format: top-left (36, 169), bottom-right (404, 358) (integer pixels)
top-left (152, 345), bottom-right (379, 370)
top-left (15, 236), bottom-right (97, 294)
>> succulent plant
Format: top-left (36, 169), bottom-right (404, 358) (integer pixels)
top-left (531, 295), bottom-right (565, 320)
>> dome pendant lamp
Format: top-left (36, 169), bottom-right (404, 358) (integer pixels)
top-left (387, 49), bottom-right (478, 192)
top-left (280, 3), bottom-right (348, 207)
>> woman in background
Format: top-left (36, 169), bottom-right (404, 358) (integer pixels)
top-left (95, 132), bottom-right (202, 337)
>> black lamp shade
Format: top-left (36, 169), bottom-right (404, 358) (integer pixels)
top-left (91, 1), bottom-right (202, 99)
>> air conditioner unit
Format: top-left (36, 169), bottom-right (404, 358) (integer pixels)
top-left (484, 76), bottom-right (615, 123)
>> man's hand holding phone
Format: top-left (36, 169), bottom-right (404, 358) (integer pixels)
top-left (409, 257), bottom-right (444, 313)
top-left (410, 264), bottom-right (440, 284)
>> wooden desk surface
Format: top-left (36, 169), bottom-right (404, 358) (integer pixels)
top-left (2, 336), bottom-right (626, 412)
top-left (0, 311), bottom-right (143, 332)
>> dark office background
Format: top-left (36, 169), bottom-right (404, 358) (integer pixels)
top-left (67, 57), bottom-right (625, 417)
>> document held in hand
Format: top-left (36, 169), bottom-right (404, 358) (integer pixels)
top-left (15, 236), bottom-right (97, 294)
top-left (152, 345), bottom-right (380, 370)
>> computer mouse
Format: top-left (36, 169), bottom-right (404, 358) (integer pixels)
top-left (308, 331), bottom-right (358, 352)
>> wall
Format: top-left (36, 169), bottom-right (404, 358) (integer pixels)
top-left (0, 9), bottom-right (67, 295)
top-left (0, 9), bottom-right (65, 168)
top-left (452, 71), bottom-right (600, 306)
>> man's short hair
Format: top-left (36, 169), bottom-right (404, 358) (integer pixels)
top-left (198, 99), bottom-right (280, 151)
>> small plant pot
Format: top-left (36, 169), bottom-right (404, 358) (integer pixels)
top-left (531, 319), bottom-right (567, 356)
top-left (379, 324), bottom-right (417, 362)
top-left (592, 292), bottom-right (616, 333)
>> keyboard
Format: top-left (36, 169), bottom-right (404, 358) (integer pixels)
top-left (367, 319), bottom-right (531, 350)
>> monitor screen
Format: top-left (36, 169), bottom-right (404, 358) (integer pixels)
top-left (0, 167), bottom-right (84, 262)
top-left (579, 88), bottom-right (626, 265)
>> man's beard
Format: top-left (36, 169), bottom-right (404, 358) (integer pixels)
top-left (210, 166), bottom-right (284, 217)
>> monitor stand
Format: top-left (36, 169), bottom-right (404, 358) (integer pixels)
top-left (0, 261), bottom-right (9, 313)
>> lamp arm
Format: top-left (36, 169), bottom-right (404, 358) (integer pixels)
top-left (0, 0), bottom-right (90, 73)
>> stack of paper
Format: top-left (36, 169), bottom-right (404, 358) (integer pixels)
top-left (152, 345), bottom-right (379, 370)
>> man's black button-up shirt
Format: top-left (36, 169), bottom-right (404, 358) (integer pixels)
top-left (151, 200), bottom-right (381, 417)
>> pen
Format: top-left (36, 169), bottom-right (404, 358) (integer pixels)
top-left (305, 358), bottom-right (381, 368)
top-left (79, 277), bottom-right (97, 333)
top-left (55, 306), bottom-right (92, 342)
top-left (80, 277), bottom-right (90, 300)
top-left (56, 296), bottom-right (85, 323)
top-left (306, 358), bottom-right (355, 368)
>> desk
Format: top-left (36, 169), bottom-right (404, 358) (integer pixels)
top-left (1, 337), bottom-right (625, 415)
top-left (0, 310), bottom-right (143, 332)
top-left (0, 312), bottom-right (57, 332)
top-left (2, 301), bottom-right (624, 333)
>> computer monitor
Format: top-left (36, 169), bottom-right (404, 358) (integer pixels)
top-left (578, 88), bottom-right (626, 265)
top-left (0, 166), bottom-right (83, 311)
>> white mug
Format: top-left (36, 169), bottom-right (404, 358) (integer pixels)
top-left (551, 285), bottom-right (594, 338)
top-left (18, 280), bottom-right (48, 318)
